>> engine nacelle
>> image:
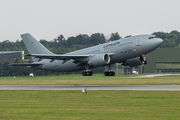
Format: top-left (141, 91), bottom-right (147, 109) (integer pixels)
top-left (122, 56), bottom-right (147, 67)
top-left (88, 54), bottom-right (110, 67)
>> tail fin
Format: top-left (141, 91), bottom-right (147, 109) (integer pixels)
top-left (21, 33), bottom-right (53, 61)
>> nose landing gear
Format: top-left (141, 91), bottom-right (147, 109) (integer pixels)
top-left (143, 54), bottom-right (147, 65)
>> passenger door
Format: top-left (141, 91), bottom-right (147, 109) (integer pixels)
top-left (136, 37), bottom-right (142, 46)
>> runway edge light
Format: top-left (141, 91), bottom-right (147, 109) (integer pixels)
top-left (82, 87), bottom-right (87, 93)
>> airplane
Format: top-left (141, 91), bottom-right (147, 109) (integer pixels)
top-left (9, 33), bottom-right (163, 76)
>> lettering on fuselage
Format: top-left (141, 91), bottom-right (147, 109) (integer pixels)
top-left (87, 41), bottom-right (134, 54)
top-left (121, 48), bottom-right (134, 55)
top-left (103, 42), bottom-right (120, 48)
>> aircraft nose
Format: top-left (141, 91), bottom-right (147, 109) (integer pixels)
top-left (157, 38), bottom-right (163, 46)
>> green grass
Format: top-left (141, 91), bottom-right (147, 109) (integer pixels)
top-left (0, 74), bottom-right (180, 85)
top-left (0, 90), bottom-right (180, 120)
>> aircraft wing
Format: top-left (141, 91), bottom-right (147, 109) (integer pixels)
top-left (9, 62), bottom-right (43, 67)
top-left (25, 53), bottom-right (116, 62)
top-left (26, 53), bottom-right (115, 59)
top-left (25, 54), bottom-right (90, 60)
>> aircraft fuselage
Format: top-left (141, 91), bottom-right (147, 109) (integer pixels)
top-left (40, 34), bottom-right (163, 72)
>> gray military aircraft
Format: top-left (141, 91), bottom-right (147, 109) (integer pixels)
top-left (10, 33), bottom-right (163, 76)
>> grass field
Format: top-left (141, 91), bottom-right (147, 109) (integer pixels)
top-left (1, 75), bottom-right (180, 119)
top-left (0, 74), bottom-right (180, 85)
top-left (0, 90), bottom-right (180, 120)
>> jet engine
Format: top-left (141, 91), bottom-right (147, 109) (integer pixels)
top-left (88, 54), bottom-right (110, 67)
top-left (122, 56), bottom-right (147, 67)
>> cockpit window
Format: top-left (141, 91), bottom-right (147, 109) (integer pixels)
top-left (149, 37), bottom-right (153, 39)
top-left (149, 36), bottom-right (157, 39)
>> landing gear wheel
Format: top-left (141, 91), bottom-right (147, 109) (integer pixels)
top-left (89, 71), bottom-right (93, 76)
top-left (82, 71), bottom-right (93, 76)
top-left (104, 72), bottom-right (109, 76)
top-left (109, 72), bottom-right (112, 76)
top-left (82, 72), bottom-right (86, 76)
top-left (111, 71), bottom-right (115, 76)
top-left (104, 71), bottom-right (115, 76)
top-left (104, 65), bottom-right (115, 76)
top-left (144, 60), bottom-right (147, 64)
top-left (86, 72), bottom-right (89, 76)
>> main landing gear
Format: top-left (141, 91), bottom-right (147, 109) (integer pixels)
top-left (104, 71), bottom-right (115, 76)
top-left (82, 65), bottom-right (115, 76)
top-left (82, 65), bottom-right (93, 76)
top-left (82, 70), bottom-right (93, 76)
top-left (104, 65), bottom-right (115, 76)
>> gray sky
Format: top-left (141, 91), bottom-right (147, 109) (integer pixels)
top-left (0, 0), bottom-right (180, 41)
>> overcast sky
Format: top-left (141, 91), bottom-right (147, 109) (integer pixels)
top-left (0, 0), bottom-right (180, 41)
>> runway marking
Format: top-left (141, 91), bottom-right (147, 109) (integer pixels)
top-left (0, 85), bottom-right (180, 90)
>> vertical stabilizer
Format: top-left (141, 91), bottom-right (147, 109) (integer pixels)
top-left (21, 33), bottom-right (53, 62)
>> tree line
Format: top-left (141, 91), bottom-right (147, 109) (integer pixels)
top-left (153, 30), bottom-right (180, 48)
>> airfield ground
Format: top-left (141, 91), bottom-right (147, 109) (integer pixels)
top-left (0, 90), bottom-right (180, 119)
top-left (0, 74), bottom-right (180, 85)
top-left (0, 74), bottom-right (180, 119)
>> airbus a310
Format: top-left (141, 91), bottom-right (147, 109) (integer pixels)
top-left (10, 33), bottom-right (163, 76)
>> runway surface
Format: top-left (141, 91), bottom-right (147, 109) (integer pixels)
top-left (118, 74), bottom-right (180, 78)
top-left (0, 85), bottom-right (180, 90)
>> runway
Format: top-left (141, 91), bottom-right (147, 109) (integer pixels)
top-left (0, 85), bottom-right (180, 90)
top-left (118, 74), bottom-right (180, 78)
